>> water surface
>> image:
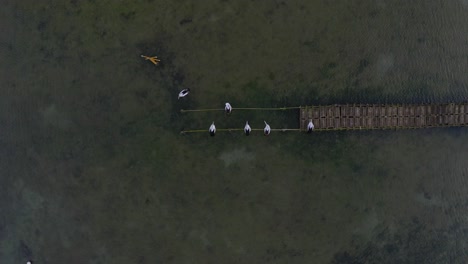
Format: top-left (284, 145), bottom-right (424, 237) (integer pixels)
top-left (1, 0), bottom-right (468, 263)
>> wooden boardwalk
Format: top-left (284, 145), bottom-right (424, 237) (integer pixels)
top-left (300, 103), bottom-right (468, 131)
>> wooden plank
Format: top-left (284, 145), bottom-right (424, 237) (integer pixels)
top-left (422, 105), bottom-right (427, 116)
top-left (443, 114), bottom-right (449, 125)
top-left (379, 116), bottom-right (385, 127)
top-left (389, 106), bottom-right (395, 117)
top-left (314, 118), bottom-right (320, 128)
top-left (355, 117), bottom-right (361, 128)
top-left (320, 107), bottom-right (327, 118)
top-left (391, 106), bottom-right (398, 117)
top-left (334, 118), bottom-right (340, 128)
top-left (425, 105), bottom-right (432, 116)
top-left (362, 106), bottom-right (368, 117)
top-left (459, 105), bottom-right (468, 125)
top-left (439, 105), bottom-right (445, 116)
top-left (327, 118), bottom-right (334, 128)
top-left (416, 116), bottom-right (423, 127)
top-left (320, 118), bottom-right (326, 128)
top-left (351, 117), bottom-right (356, 128)
top-left (322, 118), bottom-right (327, 128)
top-left (398, 106), bottom-right (404, 116)
top-left (420, 105), bottom-right (426, 116)
top-left (411, 117), bottom-right (417, 127)
top-left (397, 117), bottom-right (403, 127)
top-left (341, 117), bottom-right (347, 127)
top-left (380, 106), bottom-right (386, 117)
top-left (426, 116), bottom-right (432, 127)
top-left (437, 115), bottom-right (443, 126)
top-left (350, 105), bottom-right (356, 117)
top-left (391, 117), bottom-right (397, 127)
top-left (376, 107), bottom-right (381, 116)
top-left (342, 106), bottom-right (349, 117)
top-left (430, 105), bottom-right (437, 116)
top-left (447, 104), bottom-right (454, 115)
top-left (434, 105), bottom-right (440, 116)
top-left (371, 117), bottom-right (378, 128)
top-left (341, 118), bottom-right (347, 128)
top-left (366, 117), bottom-right (371, 128)
top-left (312, 108), bottom-right (320, 119)
top-left (348, 106), bottom-right (354, 117)
top-left (454, 114), bottom-right (460, 125)
top-left (335, 106), bottom-right (341, 117)
top-left (385, 106), bottom-right (391, 117)
top-left (355, 107), bottom-right (361, 117)
top-left (428, 115), bottom-right (435, 126)
top-left (301, 108), bottom-right (307, 130)
top-left (386, 106), bottom-right (392, 116)
top-left (327, 106), bottom-right (334, 118)
top-left (409, 117), bottom-right (416, 127)
top-left (432, 115), bottom-right (438, 126)
top-left (415, 106), bottom-right (420, 116)
top-left (299, 113), bottom-right (305, 130)
top-left (386, 106), bottom-right (391, 117)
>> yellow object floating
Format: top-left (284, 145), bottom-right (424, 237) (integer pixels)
top-left (141, 55), bottom-right (160, 65)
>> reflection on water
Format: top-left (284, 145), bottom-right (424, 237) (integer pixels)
top-left (1, 0), bottom-right (468, 263)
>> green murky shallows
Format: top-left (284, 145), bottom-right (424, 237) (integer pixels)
top-left (1, 0), bottom-right (468, 263)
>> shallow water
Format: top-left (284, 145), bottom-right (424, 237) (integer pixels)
top-left (1, 0), bottom-right (468, 263)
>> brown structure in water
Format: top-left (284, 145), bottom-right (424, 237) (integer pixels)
top-left (300, 103), bottom-right (468, 131)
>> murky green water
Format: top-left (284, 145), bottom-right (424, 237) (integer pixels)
top-left (1, 0), bottom-right (468, 263)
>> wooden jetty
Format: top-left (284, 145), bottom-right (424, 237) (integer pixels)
top-left (300, 103), bottom-right (468, 131)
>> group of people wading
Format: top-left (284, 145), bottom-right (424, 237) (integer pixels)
top-left (142, 54), bottom-right (315, 136)
top-left (181, 92), bottom-right (315, 136)
top-left (207, 102), bottom-right (270, 137)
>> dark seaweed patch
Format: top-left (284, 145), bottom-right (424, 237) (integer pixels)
top-left (179, 18), bottom-right (193, 25)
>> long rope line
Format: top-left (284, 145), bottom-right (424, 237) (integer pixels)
top-left (180, 128), bottom-right (302, 134)
top-left (180, 106), bottom-right (301, 113)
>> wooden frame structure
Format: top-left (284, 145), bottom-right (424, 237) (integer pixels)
top-left (300, 103), bottom-right (468, 131)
